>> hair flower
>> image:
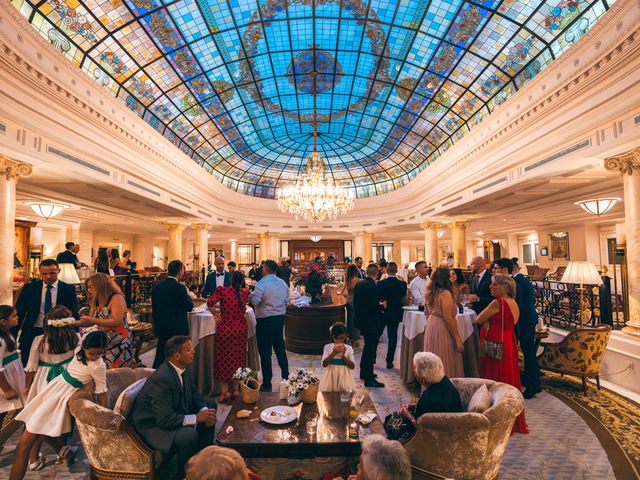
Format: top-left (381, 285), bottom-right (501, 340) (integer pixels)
top-left (47, 317), bottom-right (76, 327)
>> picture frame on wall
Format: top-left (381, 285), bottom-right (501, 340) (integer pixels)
top-left (540, 246), bottom-right (549, 256)
top-left (549, 234), bottom-right (570, 260)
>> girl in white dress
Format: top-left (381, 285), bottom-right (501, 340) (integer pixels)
top-left (9, 330), bottom-right (108, 480)
top-left (22, 305), bottom-right (80, 471)
top-left (320, 323), bottom-right (356, 392)
top-left (0, 305), bottom-right (25, 421)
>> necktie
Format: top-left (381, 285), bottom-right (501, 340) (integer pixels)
top-left (472, 275), bottom-right (480, 293)
top-left (44, 285), bottom-right (53, 315)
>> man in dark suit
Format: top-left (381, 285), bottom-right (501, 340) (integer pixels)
top-left (152, 260), bottom-right (194, 368)
top-left (354, 264), bottom-right (385, 388)
top-left (14, 258), bottom-right (79, 366)
top-left (494, 258), bottom-right (541, 399)
top-left (202, 255), bottom-right (231, 298)
top-left (468, 256), bottom-right (492, 315)
top-left (56, 242), bottom-right (79, 268)
top-left (131, 336), bottom-right (216, 479)
top-left (378, 262), bottom-right (408, 369)
top-left (354, 257), bottom-right (366, 279)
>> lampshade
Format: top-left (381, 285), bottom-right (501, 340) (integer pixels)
top-left (560, 261), bottom-right (603, 285)
top-left (551, 232), bottom-right (567, 239)
top-left (309, 235), bottom-right (322, 242)
top-left (26, 202), bottom-right (70, 219)
top-left (408, 262), bottom-right (417, 270)
top-left (574, 198), bottom-right (619, 216)
top-left (58, 262), bottom-right (81, 284)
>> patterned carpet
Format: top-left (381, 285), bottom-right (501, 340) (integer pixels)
top-left (0, 340), bottom-right (636, 479)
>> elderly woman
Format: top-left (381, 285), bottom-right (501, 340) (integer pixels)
top-left (386, 352), bottom-right (462, 441)
top-left (185, 446), bottom-right (260, 480)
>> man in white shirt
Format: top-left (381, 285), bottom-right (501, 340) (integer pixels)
top-left (408, 261), bottom-right (428, 306)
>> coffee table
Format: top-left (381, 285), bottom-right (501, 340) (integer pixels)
top-left (216, 391), bottom-right (384, 458)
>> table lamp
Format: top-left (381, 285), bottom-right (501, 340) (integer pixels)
top-left (560, 261), bottom-right (603, 327)
top-left (58, 263), bottom-right (81, 285)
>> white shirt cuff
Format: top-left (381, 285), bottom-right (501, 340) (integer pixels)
top-left (183, 414), bottom-right (197, 426)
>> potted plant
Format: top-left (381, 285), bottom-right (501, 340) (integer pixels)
top-left (233, 367), bottom-right (260, 404)
top-left (286, 368), bottom-right (320, 404)
top-left (295, 262), bottom-right (329, 304)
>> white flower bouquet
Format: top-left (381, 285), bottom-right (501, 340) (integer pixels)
top-left (286, 367), bottom-right (319, 397)
top-left (232, 367), bottom-right (257, 383)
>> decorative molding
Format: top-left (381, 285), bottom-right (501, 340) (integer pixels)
top-left (0, 155), bottom-right (32, 181)
top-left (447, 221), bottom-right (471, 231)
top-left (164, 223), bottom-right (186, 232)
top-left (191, 223), bottom-right (212, 232)
top-left (604, 147), bottom-right (640, 175)
top-left (420, 222), bottom-right (441, 230)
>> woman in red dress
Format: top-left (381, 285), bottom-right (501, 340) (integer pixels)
top-left (476, 273), bottom-right (528, 434)
top-left (207, 271), bottom-right (249, 404)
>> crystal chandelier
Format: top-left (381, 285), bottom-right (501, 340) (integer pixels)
top-left (276, 85), bottom-right (354, 223)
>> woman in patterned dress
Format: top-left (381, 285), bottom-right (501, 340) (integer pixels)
top-left (207, 270), bottom-right (249, 404)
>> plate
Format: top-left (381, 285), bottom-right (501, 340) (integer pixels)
top-left (260, 406), bottom-right (298, 425)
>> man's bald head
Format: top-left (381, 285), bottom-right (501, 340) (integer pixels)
top-left (214, 256), bottom-right (225, 273)
top-left (470, 256), bottom-right (486, 274)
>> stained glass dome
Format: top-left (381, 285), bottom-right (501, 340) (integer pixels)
top-left (10, 0), bottom-right (615, 198)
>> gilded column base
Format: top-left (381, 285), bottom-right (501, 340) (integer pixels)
top-left (622, 322), bottom-right (640, 338)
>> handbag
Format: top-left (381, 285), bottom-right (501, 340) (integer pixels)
top-left (384, 412), bottom-right (416, 442)
top-left (480, 299), bottom-right (505, 360)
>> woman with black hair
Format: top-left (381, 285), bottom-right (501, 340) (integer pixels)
top-left (207, 270), bottom-right (250, 404)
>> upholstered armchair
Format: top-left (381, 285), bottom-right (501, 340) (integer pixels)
top-left (538, 324), bottom-right (612, 394)
top-left (68, 368), bottom-right (157, 479)
top-left (404, 378), bottom-right (524, 480)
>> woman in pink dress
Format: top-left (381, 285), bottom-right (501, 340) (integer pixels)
top-left (476, 273), bottom-right (528, 434)
top-left (423, 267), bottom-right (464, 378)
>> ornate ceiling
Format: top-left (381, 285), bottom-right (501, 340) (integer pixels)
top-left (11, 0), bottom-right (614, 198)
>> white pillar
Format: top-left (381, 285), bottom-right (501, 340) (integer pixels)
top-left (230, 240), bottom-right (238, 264)
top-left (164, 224), bottom-right (185, 263)
top-left (0, 157), bottom-right (32, 304)
top-left (448, 221), bottom-right (470, 269)
top-left (133, 234), bottom-right (154, 270)
top-left (191, 224), bottom-right (211, 273)
top-left (605, 149), bottom-right (640, 336)
top-left (353, 232), bottom-right (365, 261)
top-left (421, 222), bottom-right (441, 268)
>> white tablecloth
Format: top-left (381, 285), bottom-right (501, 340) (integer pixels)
top-left (188, 306), bottom-right (257, 349)
top-left (402, 307), bottom-right (477, 342)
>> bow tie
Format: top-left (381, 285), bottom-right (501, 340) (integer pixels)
top-left (216, 273), bottom-right (225, 276)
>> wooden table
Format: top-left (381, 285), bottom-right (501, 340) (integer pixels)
top-left (285, 300), bottom-right (346, 354)
top-left (217, 392), bottom-right (384, 458)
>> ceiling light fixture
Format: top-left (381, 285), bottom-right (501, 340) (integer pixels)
top-left (276, 76), bottom-right (355, 223)
top-left (437, 230), bottom-right (444, 239)
top-left (574, 198), bottom-right (619, 216)
top-left (25, 201), bottom-right (70, 219)
top-left (309, 235), bottom-right (322, 242)
top-left (551, 232), bottom-right (567, 239)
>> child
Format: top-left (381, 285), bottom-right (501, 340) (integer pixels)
top-left (0, 305), bottom-right (25, 422)
top-left (319, 323), bottom-right (356, 392)
top-left (9, 330), bottom-right (108, 480)
top-left (22, 305), bottom-right (80, 471)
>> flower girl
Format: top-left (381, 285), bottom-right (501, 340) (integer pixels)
top-left (9, 330), bottom-right (108, 480)
top-left (22, 305), bottom-right (80, 471)
top-left (0, 305), bottom-right (25, 426)
top-left (319, 323), bottom-right (356, 392)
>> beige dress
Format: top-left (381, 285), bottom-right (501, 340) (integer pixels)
top-left (0, 337), bottom-right (25, 413)
top-left (424, 302), bottom-right (464, 378)
top-left (24, 335), bottom-right (77, 404)
top-left (320, 344), bottom-right (356, 392)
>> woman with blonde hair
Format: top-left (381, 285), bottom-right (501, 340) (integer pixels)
top-left (423, 267), bottom-right (464, 378)
top-left (185, 446), bottom-right (260, 480)
top-left (75, 273), bottom-right (132, 368)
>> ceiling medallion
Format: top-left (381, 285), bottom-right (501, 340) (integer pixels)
top-left (287, 49), bottom-right (342, 94)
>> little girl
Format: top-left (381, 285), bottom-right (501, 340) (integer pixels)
top-left (320, 323), bottom-right (356, 392)
top-left (10, 330), bottom-right (108, 480)
top-left (23, 305), bottom-right (80, 471)
top-left (0, 305), bottom-right (25, 426)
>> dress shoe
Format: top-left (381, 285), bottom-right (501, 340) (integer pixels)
top-left (523, 386), bottom-right (542, 399)
top-left (359, 373), bottom-right (378, 380)
top-left (260, 385), bottom-right (272, 392)
top-left (386, 361), bottom-right (394, 369)
top-left (364, 379), bottom-right (385, 388)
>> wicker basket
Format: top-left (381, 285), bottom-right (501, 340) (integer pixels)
top-left (241, 378), bottom-right (260, 404)
top-left (300, 379), bottom-right (319, 404)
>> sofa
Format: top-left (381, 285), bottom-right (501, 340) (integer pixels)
top-left (68, 368), bottom-right (157, 479)
top-left (404, 378), bottom-right (525, 480)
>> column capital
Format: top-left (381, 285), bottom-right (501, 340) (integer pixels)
top-left (447, 221), bottom-right (471, 230)
top-left (191, 223), bottom-right (211, 232)
top-left (604, 147), bottom-right (640, 175)
top-left (420, 221), bottom-right (441, 230)
top-left (0, 156), bottom-right (32, 181)
top-left (164, 223), bottom-right (186, 232)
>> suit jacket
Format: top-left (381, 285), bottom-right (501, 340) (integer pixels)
top-left (56, 250), bottom-right (78, 267)
top-left (14, 279), bottom-right (79, 354)
top-left (378, 276), bottom-right (407, 323)
top-left (151, 278), bottom-right (193, 339)
top-left (353, 277), bottom-right (383, 334)
top-left (202, 271), bottom-right (231, 299)
top-left (513, 273), bottom-right (538, 325)
top-left (131, 361), bottom-right (208, 455)
top-left (471, 270), bottom-right (493, 315)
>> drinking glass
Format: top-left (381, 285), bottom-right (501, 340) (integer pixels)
top-left (305, 412), bottom-right (318, 435)
top-left (340, 389), bottom-right (353, 403)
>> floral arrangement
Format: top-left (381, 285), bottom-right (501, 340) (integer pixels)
top-left (286, 368), bottom-right (318, 397)
top-left (47, 317), bottom-right (75, 328)
top-left (232, 367), bottom-right (257, 383)
top-left (294, 261), bottom-right (329, 288)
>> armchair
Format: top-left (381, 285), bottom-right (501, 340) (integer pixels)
top-left (404, 378), bottom-right (524, 480)
top-left (68, 368), bottom-right (158, 479)
top-left (538, 324), bottom-right (612, 394)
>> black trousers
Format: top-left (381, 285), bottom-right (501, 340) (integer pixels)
top-left (360, 326), bottom-right (382, 380)
top-left (153, 336), bottom-right (168, 369)
top-left (256, 315), bottom-right (289, 389)
top-left (19, 327), bottom-right (44, 367)
top-left (384, 314), bottom-right (402, 364)
top-left (167, 423), bottom-right (214, 479)
top-left (518, 322), bottom-right (540, 390)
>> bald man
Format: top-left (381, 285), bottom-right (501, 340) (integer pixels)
top-left (468, 256), bottom-right (492, 315)
top-left (202, 255), bottom-right (231, 298)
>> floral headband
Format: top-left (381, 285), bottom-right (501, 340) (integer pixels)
top-left (47, 317), bottom-right (75, 327)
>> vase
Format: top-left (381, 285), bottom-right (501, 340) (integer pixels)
top-left (240, 378), bottom-right (260, 404)
top-left (300, 379), bottom-right (319, 404)
top-left (287, 394), bottom-right (302, 405)
top-left (306, 281), bottom-right (323, 304)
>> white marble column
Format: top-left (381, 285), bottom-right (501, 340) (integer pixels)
top-left (164, 224), bottom-right (186, 263)
top-left (605, 148), bottom-right (640, 336)
top-left (363, 232), bottom-right (373, 262)
top-left (258, 233), bottom-right (268, 262)
top-left (391, 241), bottom-right (402, 264)
top-left (0, 156), bottom-right (32, 304)
top-left (230, 240), bottom-right (238, 264)
top-left (448, 221), bottom-right (470, 268)
top-left (421, 222), bottom-right (441, 268)
top-left (191, 224), bottom-right (211, 273)
top-left (353, 232), bottom-right (365, 260)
